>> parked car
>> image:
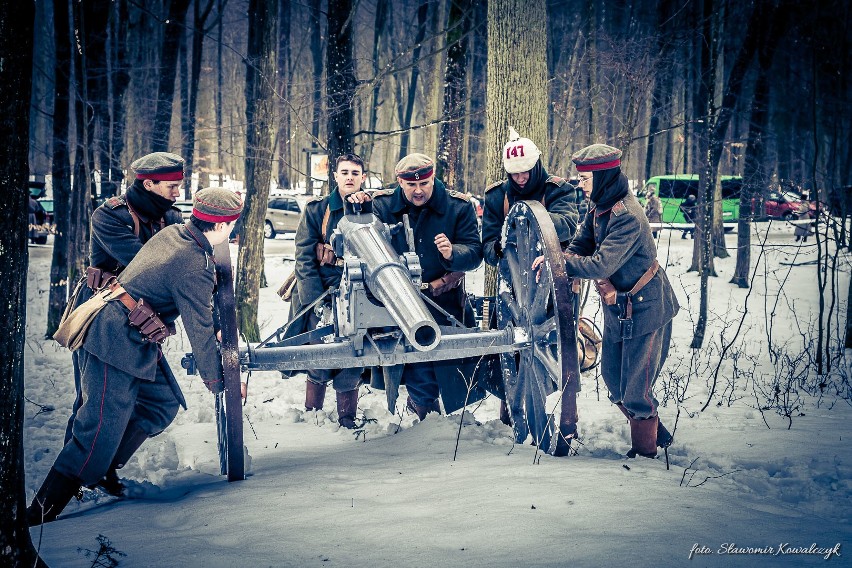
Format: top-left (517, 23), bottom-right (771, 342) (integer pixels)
top-left (29, 197), bottom-right (54, 245)
top-left (173, 200), bottom-right (194, 221)
top-left (264, 195), bottom-right (304, 238)
top-left (763, 190), bottom-right (816, 221)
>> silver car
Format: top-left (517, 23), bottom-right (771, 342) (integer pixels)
top-left (264, 195), bottom-right (304, 238)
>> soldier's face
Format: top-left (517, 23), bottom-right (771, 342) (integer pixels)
top-left (145, 179), bottom-right (182, 201)
top-left (578, 174), bottom-right (593, 199)
top-left (399, 176), bottom-right (435, 206)
top-left (333, 161), bottom-right (366, 197)
top-left (510, 171), bottom-right (530, 188)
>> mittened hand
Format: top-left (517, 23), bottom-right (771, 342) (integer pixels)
top-left (315, 243), bottom-right (337, 266)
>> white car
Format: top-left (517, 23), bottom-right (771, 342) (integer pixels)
top-left (265, 195), bottom-right (304, 238)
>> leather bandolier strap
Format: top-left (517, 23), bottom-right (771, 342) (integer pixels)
top-left (107, 280), bottom-right (172, 344)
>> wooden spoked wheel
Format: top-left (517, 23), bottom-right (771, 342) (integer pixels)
top-left (496, 201), bottom-right (579, 453)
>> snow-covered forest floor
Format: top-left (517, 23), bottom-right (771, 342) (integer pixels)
top-left (23, 221), bottom-right (851, 567)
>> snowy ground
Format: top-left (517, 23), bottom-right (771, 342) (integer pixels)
top-left (24, 221), bottom-right (852, 567)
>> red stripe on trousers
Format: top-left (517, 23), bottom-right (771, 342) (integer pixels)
top-left (78, 360), bottom-right (109, 478)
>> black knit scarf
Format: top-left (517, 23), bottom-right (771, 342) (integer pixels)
top-left (591, 169), bottom-right (630, 211)
top-left (126, 181), bottom-right (175, 221)
top-left (507, 160), bottom-right (547, 205)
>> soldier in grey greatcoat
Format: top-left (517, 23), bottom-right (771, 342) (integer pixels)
top-left (28, 187), bottom-right (243, 526)
top-left (64, 152), bottom-right (186, 496)
top-left (537, 144), bottom-right (680, 459)
top-left (371, 153), bottom-right (484, 419)
top-left (289, 153), bottom-right (372, 428)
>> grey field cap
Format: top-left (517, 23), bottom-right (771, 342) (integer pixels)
top-left (571, 144), bottom-right (622, 172)
top-left (131, 152), bottom-right (185, 181)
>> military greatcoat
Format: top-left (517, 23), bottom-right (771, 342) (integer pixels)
top-left (371, 179), bottom-right (483, 412)
top-left (564, 191), bottom-right (679, 419)
top-left (56, 223), bottom-right (223, 486)
top-left (481, 176), bottom-right (578, 266)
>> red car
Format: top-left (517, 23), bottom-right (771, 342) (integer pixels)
top-left (763, 190), bottom-right (816, 221)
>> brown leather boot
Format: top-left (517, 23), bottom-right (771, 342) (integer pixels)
top-left (627, 415), bottom-right (659, 459)
top-left (27, 468), bottom-right (81, 526)
top-left (305, 380), bottom-right (327, 411)
top-left (336, 388), bottom-right (359, 429)
top-left (617, 403), bottom-right (673, 449)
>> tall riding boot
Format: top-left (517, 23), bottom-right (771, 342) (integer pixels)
top-left (305, 380), bottom-right (327, 411)
top-left (617, 403), bottom-right (672, 449)
top-left (554, 391), bottom-right (579, 457)
top-left (27, 468), bottom-right (81, 526)
top-left (92, 423), bottom-right (150, 496)
top-left (406, 396), bottom-right (440, 420)
top-left (627, 415), bottom-right (659, 459)
top-left (336, 388), bottom-right (359, 429)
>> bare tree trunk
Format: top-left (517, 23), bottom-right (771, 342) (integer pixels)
top-left (183, 0), bottom-right (217, 197)
top-left (398, 1), bottom-right (429, 162)
top-left (216, 0), bottom-right (224, 177)
top-left (107, 0), bottom-right (130, 197)
top-left (363, 0), bottom-right (389, 167)
top-left (151, 0), bottom-right (191, 153)
top-left (483, 0), bottom-right (548, 298)
top-left (326, 0), bottom-right (356, 176)
top-left (70, 0), bottom-right (93, 284)
top-left (0, 1), bottom-right (47, 564)
top-left (644, 0), bottom-right (672, 182)
top-left (436, 0), bottom-right (471, 191)
top-left (237, 0), bottom-right (277, 342)
top-left (309, 0), bottom-right (323, 142)
top-left (46, 0), bottom-right (74, 337)
top-left (731, 7), bottom-right (787, 288)
top-left (690, 0), bottom-right (717, 350)
top-left (277, 0), bottom-right (291, 188)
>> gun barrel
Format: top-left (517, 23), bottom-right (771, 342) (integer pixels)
top-left (338, 215), bottom-right (441, 351)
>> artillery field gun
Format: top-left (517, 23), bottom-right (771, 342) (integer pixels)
top-left (184, 201), bottom-right (581, 481)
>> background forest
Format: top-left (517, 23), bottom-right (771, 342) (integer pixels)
top-left (28, 0), bottom-right (851, 199)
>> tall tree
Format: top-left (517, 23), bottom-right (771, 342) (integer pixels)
top-left (436, 0), bottom-right (472, 192)
top-left (276, 0), bottom-right (291, 189)
top-left (326, 0), bottom-right (356, 175)
top-left (0, 0), bottom-right (46, 564)
top-left (46, 0), bottom-right (74, 337)
top-left (236, 0), bottom-right (277, 342)
top-left (151, 0), bottom-right (191, 153)
top-left (182, 0), bottom-right (221, 198)
top-left (397, 1), bottom-right (429, 162)
top-left (731, 5), bottom-right (787, 288)
top-left (482, 0), bottom-right (548, 297)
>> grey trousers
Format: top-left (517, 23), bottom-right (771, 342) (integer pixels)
top-left (305, 311), bottom-right (362, 392)
top-left (600, 320), bottom-right (672, 420)
top-left (54, 348), bottom-right (180, 485)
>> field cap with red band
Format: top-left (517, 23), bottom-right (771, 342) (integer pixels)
top-left (571, 144), bottom-right (622, 172)
top-left (192, 187), bottom-right (243, 223)
top-left (131, 152), bottom-right (185, 182)
top-left (395, 153), bottom-right (434, 181)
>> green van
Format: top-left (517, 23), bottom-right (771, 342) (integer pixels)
top-left (642, 174), bottom-right (742, 226)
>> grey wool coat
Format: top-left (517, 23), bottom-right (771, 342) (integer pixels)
top-left (82, 222), bottom-right (223, 383)
top-left (565, 191), bottom-right (679, 340)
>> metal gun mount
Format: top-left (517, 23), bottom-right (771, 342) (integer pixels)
top-left (188, 201), bottom-right (581, 478)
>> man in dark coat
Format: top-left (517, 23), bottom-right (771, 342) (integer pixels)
top-left (371, 153), bottom-right (483, 418)
top-left (537, 143), bottom-right (680, 459)
top-left (289, 153), bottom-right (372, 428)
top-left (481, 128), bottom-right (579, 435)
top-left (481, 127), bottom-right (578, 267)
top-left (64, 152), bottom-right (186, 496)
top-left (29, 187), bottom-right (242, 526)
top-left (679, 194), bottom-right (697, 239)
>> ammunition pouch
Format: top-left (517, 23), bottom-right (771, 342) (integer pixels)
top-left (108, 282), bottom-right (173, 344)
top-left (86, 266), bottom-right (118, 291)
top-left (593, 278), bottom-right (618, 306)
